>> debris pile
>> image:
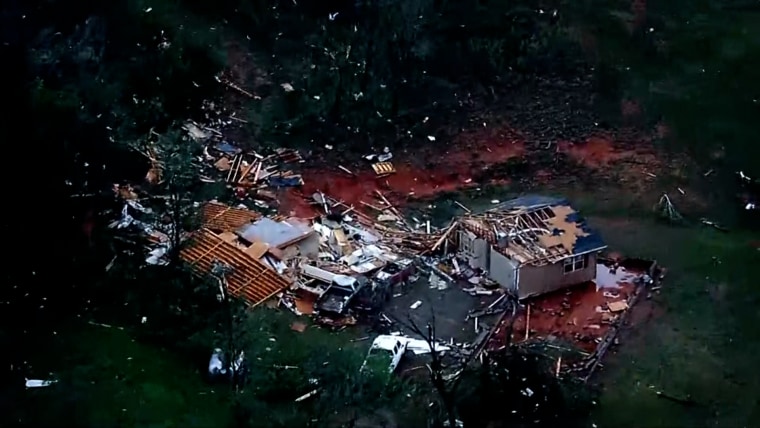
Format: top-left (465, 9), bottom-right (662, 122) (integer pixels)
top-left (204, 142), bottom-right (305, 205)
top-left (109, 192), bottom-right (179, 266)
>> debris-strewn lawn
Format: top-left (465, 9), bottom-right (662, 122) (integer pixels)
top-left (447, 184), bottom-right (760, 427)
top-left (17, 324), bottom-right (231, 427)
top-left (590, 217), bottom-right (760, 427)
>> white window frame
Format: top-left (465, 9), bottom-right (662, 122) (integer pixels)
top-left (563, 254), bottom-right (587, 274)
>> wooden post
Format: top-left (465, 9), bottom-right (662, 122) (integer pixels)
top-left (524, 304), bottom-right (531, 340)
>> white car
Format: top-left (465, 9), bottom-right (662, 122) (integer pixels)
top-left (362, 335), bottom-right (409, 374)
top-left (361, 334), bottom-right (453, 375)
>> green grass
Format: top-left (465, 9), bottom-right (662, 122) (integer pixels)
top-left (589, 217), bottom-right (760, 428)
top-left (19, 323), bottom-right (231, 428)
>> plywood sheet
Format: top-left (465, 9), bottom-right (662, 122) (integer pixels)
top-left (244, 241), bottom-right (270, 260)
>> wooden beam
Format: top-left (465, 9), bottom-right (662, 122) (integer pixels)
top-left (238, 159), bottom-right (258, 183)
top-left (232, 268), bottom-right (269, 301)
top-left (186, 234), bottom-right (225, 267)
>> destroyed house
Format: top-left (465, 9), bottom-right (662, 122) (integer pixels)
top-left (457, 195), bottom-right (606, 299)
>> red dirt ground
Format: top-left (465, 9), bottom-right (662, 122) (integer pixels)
top-left (277, 127), bottom-right (668, 217)
top-left (279, 130), bottom-right (526, 217)
top-left (557, 135), bottom-right (627, 167)
top-left (489, 263), bottom-right (645, 353)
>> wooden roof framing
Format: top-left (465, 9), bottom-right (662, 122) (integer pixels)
top-left (460, 204), bottom-right (587, 266)
top-left (180, 229), bottom-right (290, 306)
top-left (201, 202), bottom-right (261, 232)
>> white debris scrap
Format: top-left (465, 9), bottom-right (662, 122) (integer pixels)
top-left (26, 378), bottom-right (57, 389)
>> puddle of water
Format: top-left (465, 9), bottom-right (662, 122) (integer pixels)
top-left (595, 263), bottom-right (638, 290)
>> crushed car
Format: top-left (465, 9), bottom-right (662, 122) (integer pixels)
top-left (314, 274), bottom-right (369, 315)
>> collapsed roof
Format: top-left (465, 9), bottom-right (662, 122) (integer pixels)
top-left (180, 229), bottom-right (291, 306)
top-left (201, 201), bottom-right (262, 232)
top-left (460, 195), bottom-right (606, 266)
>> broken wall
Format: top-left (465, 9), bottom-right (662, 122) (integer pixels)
top-left (295, 233), bottom-right (320, 259)
top-left (517, 252), bottom-right (598, 299)
top-left (459, 230), bottom-right (490, 270)
top-left (489, 247), bottom-right (518, 292)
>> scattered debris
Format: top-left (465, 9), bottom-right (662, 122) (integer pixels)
top-left (25, 378), bottom-right (57, 389)
top-left (291, 321), bottom-right (308, 332)
top-left (372, 161), bottom-right (396, 177)
top-left (607, 300), bottom-right (628, 312)
top-left (700, 218), bottom-right (729, 232)
top-left (656, 193), bottom-right (683, 222)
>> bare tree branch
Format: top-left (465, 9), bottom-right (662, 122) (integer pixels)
top-left (396, 307), bottom-right (459, 428)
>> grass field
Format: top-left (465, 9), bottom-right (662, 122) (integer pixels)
top-left (588, 213), bottom-right (760, 427)
top-left (16, 324), bottom-right (231, 428)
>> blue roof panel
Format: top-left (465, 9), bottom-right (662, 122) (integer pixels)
top-left (490, 194), bottom-right (606, 255)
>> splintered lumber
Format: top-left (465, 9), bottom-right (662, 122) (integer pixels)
top-left (220, 77), bottom-right (256, 99)
top-left (374, 190), bottom-right (411, 231)
top-left (338, 165), bottom-right (354, 176)
top-left (226, 155), bottom-right (243, 183)
top-left (252, 161), bottom-right (263, 183)
top-left (360, 201), bottom-right (386, 212)
top-left (454, 200), bottom-right (472, 213)
top-left (431, 221), bottom-right (458, 252)
top-left (657, 193), bottom-right (682, 222)
top-left (238, 159), bottom-right (258, 183)
top-left (524, 304), bottom-right (531, 340)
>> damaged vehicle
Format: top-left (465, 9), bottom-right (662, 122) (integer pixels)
top-left (373, 258), bottom-right (416, 290)
top-left (314, 274), bottom-right (368, 315)
top-left (360, 334), bottom-right (452, 375)
top-left (352, 259), bottom-right (417, 311)
top-left (361, 335), bottom-right (409, 374)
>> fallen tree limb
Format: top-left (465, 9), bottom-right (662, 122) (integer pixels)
top-left (655, 390), bottom-right (700, 407)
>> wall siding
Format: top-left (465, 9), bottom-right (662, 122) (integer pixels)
top-left (459, 230), bottom-right (490, 270)
top-left (469, 238), bottom-right (490, 270)
top-left (489, 247), bottom-right (519, 292)
top-left (297, 234), bottom-right (321, 259)
top-left (517, 253), bottom-right (598, 299)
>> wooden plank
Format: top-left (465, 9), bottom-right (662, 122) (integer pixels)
top-left (186, 239), bottom-right (225, 267)
top-left (238, 159), bottom-right (258, 183)
top-left (372, 162), bottom-right (396, 176)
